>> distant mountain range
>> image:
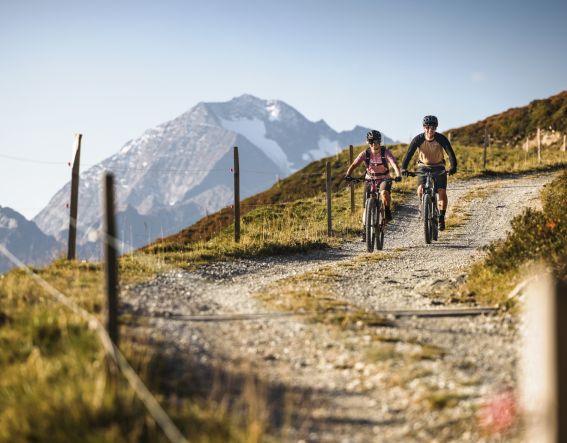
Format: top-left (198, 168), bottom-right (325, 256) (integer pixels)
top-left (446, 90), bottom-right (567, 147)
top-left (0, 206), bottom-right (62, 273)
top-left (32, 94), bottom-right (396, 259)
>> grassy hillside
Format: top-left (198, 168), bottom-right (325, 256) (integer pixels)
top-left (446, 90), bottom-right (567, 147)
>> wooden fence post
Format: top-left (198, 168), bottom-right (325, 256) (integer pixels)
top-left (233, 146), bottom-right (240, 243)
top-left (326, 161), bottom-right (332, 236)
top-left (537, 127), bottom-right (541, 163)
top-left (520, 275), bottom-right (567, 442)
top-left (67, 133), bottom-right (82, 260)
top-left (349, 145), bottom-right (355, 213)
top-left (525, 137), bottom-right (529, 152)
top-left (103, 173), bottom-right (119, 346)
top-left (483, 127), bottom-right (488, 170)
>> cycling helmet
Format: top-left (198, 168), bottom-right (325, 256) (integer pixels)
top-left (366, 130), bottom-right (382, 143)
top-left (423, 115), bottom-right (438, 127)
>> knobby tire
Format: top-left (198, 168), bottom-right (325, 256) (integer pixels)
top-left (376, 199), bottom-right (384, 250)
top-left (365, 198), bottom-right (376, 252)
top-left (423, 194), bottom-right (432, 244)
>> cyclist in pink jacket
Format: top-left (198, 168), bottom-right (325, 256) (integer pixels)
top-left (345, 130), bottom-right (402, 239)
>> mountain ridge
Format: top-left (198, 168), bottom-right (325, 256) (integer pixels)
top-left (0, 206), bottom-right (63, 273)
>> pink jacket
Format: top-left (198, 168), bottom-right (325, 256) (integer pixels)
top-left (353, 149), bottom-right (397, 179)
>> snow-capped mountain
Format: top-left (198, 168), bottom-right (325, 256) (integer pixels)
top-left (0, 206), bottom-right (62, 273)
top-left (34, 94), bottom-right (395, 258)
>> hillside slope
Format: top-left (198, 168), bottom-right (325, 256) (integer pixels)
top-left (148, 143), bottom-right (377, 248)
top-left (446, 90), bottom-right (567, 147)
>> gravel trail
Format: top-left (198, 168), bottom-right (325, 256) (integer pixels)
top-left (123, 173), bottom-right (552, 442)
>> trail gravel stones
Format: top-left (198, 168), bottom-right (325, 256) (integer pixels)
top-left (123, 172), bottom-right (553, 442)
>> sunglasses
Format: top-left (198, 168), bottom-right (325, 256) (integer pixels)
top-left (424, 125), bottom-right (437, 130)
top-left (368, 140), bottom-right (378, 145)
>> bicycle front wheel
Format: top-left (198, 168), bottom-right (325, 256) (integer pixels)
top-left (376, 199), bottom-right (385, 250)
top-left (365, 198), bottom-right (376, 252)
top-left (423, 194), bottom-right (432, 244)
top-left (432, 197), bottom-right (439, 241)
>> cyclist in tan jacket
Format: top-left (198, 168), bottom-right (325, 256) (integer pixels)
top-left (401, 115), bottom-right (457, 230)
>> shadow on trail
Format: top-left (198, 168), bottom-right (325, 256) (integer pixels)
top-left (139, 334), bottom-right (390, 441)
top-left (430, 243), bottom-right (474, 250)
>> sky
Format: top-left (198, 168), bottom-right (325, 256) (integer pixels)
top-left (1, 0), bottom-right (566, 219)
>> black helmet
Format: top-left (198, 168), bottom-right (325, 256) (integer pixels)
top-left (366, 130), bottom-right (382, 143)
top-left (423, 115), bottom-right (438, 127)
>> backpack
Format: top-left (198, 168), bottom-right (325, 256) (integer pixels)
top-left (364, 146), bottom-right (389, 172)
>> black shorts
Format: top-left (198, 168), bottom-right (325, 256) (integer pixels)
top-left (416, 165), bottom-right (447, 190)
top-left (363, 179), bottom-right (391, 206)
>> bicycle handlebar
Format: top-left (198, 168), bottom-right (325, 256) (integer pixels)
top-left (345, 176), bottom-right (394, 184)
top-left (405, 170), bottom-right (447, 178)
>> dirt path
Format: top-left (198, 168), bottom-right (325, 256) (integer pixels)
top-left (123, 172), bottom-right (552, 442)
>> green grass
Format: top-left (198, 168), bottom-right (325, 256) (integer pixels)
top-left (256, 265), bottom-right (394, 331)
top-left (424, 391), bottom-right (471, 411)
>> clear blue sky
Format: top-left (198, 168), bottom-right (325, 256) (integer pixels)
top-left (1, 0), bottom-right (566, 219)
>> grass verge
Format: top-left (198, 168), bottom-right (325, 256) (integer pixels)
top-left (0, 257), bottom-right (269, 442)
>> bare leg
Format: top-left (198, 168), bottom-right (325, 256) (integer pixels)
top-left (380, 190), bottom-right (391, 208)
top-left (381, 190), bottom-right (393, 220)
top-left (417, 185), bottom-right (424, 216)
top-left (437, 188), bottom-right (448, 211)
top-left (437, 188), bottom-right (448, 230)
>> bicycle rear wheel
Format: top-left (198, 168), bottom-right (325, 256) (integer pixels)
top-left (365, 198), bottom-right (376, 252)
top-left (423, 194), bottom-right (432, 244)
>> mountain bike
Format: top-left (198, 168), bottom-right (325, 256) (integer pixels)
top-left (406, 170), bottom-right (446, 244)
top-left (346, 176), bottom-right (393, 252)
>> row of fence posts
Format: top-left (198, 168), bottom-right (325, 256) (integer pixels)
top-left (65, 140), bottom-right (347, 344)
top-left (69, 134), bottom-right (566, 251)
top-left (231, 144), bottom-right (358, 243)
top-left (478, 126), bottom-right (567, 170)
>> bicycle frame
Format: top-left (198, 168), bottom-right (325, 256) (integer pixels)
top-left (347, 176), bottom-right (393, 252)
top-left (408, 170), bottom-right (446, 244)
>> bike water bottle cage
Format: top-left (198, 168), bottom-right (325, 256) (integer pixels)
top-left (364, 147), bottom-right (389, 172)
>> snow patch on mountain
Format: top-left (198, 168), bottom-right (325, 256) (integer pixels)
top-left (301, 137), bottom-right (341, 161)
top-left (266, 100), bottom-right (281, 121)
top-left (219, 117), bottom-right (292, 175)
